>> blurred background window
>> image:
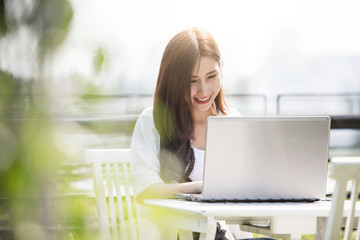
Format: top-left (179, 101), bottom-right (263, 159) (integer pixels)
top-left (2, 0), bottom-right (360, 155)
top-left (46, 0), bottom-right (360, 111)
top-left (46, 0), bottom-right (360, 156)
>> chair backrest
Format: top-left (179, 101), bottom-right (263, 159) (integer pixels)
top-left (85, 148), bottom-right (138, 240)
top-left (325, 157), bottom-right (360, 240)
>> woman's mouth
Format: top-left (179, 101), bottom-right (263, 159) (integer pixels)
top-left (194, 96), bottom-right (211, 104)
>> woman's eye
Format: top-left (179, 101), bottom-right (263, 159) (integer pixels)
top-left (208, 74), bottom-right (217, 79)
top-left (191, 79), bottom-right (197, 84)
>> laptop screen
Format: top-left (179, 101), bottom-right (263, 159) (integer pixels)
top-left (201, 116), bottom-right (330, 201)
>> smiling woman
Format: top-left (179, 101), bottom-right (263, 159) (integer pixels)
top-left (152, 28), bottom-right (228, 184)
top-left (130, 28), bottom-right (250, 239)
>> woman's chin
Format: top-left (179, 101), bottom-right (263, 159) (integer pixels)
top-left (193, 104), bottom-right (214, 114)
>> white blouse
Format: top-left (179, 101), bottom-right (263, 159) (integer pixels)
top-left (130, 106), bottom-right (240, 196)
top-left (189, 147), bottom-right (205, 181)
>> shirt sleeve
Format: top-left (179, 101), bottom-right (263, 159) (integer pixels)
top-left (130, 107), bottom-right (164, 196)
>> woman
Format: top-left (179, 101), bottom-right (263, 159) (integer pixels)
top-left (131, 28), bottom-right (252, 239)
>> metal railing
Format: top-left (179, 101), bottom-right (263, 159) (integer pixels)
top-left (276, 93), bottom-right (360, 129)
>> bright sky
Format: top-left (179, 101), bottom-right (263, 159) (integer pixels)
top-left (50, 0), bottom-right (360, 96)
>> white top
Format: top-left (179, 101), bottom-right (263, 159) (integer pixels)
top-left (130, 106), bottom-right (240, 196)
top-left (189, 148), bottom-right (205, 181)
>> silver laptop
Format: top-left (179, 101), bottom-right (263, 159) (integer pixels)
top-left (176, 116), bottom-right (330, 202)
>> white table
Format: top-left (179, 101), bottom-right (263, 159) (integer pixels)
top-left (144, 198), bottom-right (360, 240)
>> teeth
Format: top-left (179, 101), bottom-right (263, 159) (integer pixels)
top-left (197, 97), bottom-right (210, 102)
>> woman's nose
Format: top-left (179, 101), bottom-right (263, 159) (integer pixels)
top-left (198, 81), bottom-right (210, 95)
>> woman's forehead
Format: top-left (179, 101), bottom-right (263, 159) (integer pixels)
top-left (192, 56), bottom-right (219, 76)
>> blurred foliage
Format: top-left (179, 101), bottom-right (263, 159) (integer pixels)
top-left (0, 0), bottom-right (6, 34)
top-left (93, 47), bottom-right (106, 75)
top-left (0, 0), bottom-right (93, 239)
top-left (30, 0), bottom-right (73, 59)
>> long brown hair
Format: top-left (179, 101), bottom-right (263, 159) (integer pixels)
top-left (153, 28), bottom-right (227, 183)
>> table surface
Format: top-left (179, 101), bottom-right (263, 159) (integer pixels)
top-left (145, 198), bottom-right (360, 218)
top-left (145, 198), bottom-right (360, 240)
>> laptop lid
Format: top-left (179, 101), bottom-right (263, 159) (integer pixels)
top-left (201, 116), bottom-right (330, 201)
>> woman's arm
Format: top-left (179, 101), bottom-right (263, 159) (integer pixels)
top-left (131, 108), bottom-right (202, 204)
top-left (137, 181), bottom-right (202, 204)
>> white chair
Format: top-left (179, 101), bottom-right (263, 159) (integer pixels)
top-left (85, 148), bottom-right (138, 240)
top-left (325, 157), bottom-right (360, 240)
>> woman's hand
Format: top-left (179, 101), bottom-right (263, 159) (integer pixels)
top-left (136, 180), bottom-right (203, 204)
top-left (188, 180), bottom-right (203, 194)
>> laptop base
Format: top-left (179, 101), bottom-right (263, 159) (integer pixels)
top-left (175, 193), bottom-right (319, 203)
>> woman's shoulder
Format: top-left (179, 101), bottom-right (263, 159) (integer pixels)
top-left (139, 106), bottom-right (153, 118)
top-left (136, 106), bottom-right (154, 126)
top-left (133, 106), bottom-right (160, 141)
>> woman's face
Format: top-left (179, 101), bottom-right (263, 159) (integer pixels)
top-left (190, 56), bottom-right (221, 116)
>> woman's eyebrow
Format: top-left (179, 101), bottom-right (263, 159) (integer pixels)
top-left (206, 70), bottom-right (217, 76)
top-left (191, 69), bottom-right (218, 78)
